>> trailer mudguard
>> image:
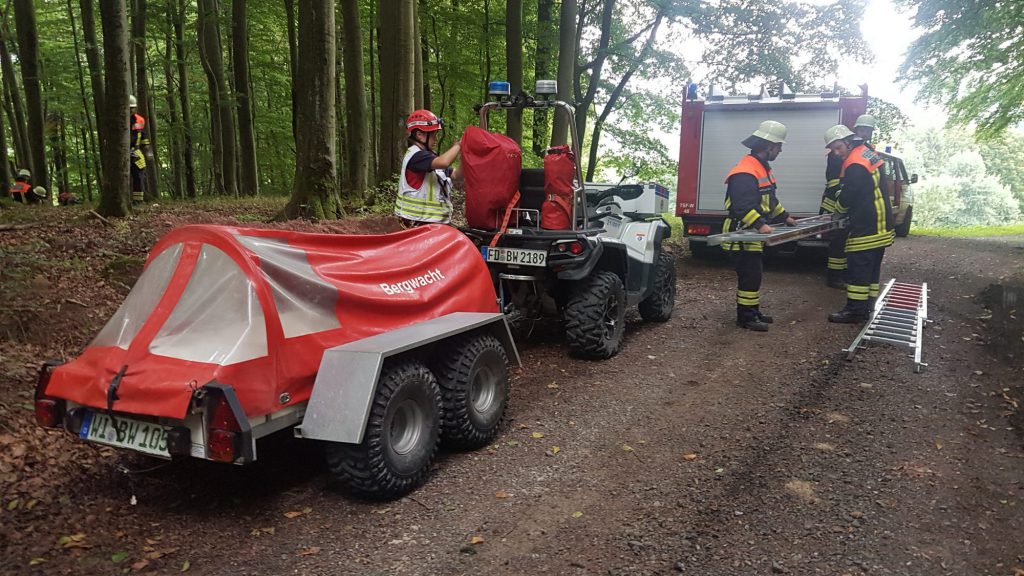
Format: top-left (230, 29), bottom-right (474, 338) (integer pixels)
top-left (294, 312), bottom-right (519, 444)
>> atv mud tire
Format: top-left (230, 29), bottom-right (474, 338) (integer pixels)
top-left (432, 334), bottom-right (510, 449)
top-left (325, 359), bottom-right (441, 499)
top-left (564, 271), bottom-right (627, 359)
top-left (638, 251), bottom-right (676, 322)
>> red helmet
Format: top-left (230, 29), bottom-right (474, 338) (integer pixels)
top-left (406, 109), bottom-right (443, 133)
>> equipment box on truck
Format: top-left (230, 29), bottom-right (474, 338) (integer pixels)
top-left (675, 88), bottom-right (869, 255)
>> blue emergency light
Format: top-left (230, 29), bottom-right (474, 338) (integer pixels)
top-left (488, 81), bottom-right (511, 97)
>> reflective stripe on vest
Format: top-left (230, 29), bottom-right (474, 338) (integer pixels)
top-left (841, 144), bottom-right (892, 251)
top-left (394, 146), bottom-right (453, 224)
top-left (723, 155), bottom-right (779, 223)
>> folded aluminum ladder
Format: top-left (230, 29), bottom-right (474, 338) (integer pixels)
top-left (844, 279), bottom-right (929, 372)
top-left (704, 214), bottom-right (846, 247)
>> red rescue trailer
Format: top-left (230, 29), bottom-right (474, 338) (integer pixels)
top-left (35, 224), bottom-right (519, 498)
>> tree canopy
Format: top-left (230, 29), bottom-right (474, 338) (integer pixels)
top-left (899, 0), bottom-right (1024, 137)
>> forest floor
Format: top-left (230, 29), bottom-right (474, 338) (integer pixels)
top-left (1, 200), bottom-right (1022, 576)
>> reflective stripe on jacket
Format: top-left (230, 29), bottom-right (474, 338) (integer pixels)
top-left (394, 146), bottom-right (453, 224)
top-left (838, 144), bottom-right (894, 252)
top-left (721, 154), bottom-right (787, 252)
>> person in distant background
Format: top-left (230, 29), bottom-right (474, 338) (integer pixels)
top-left (129, 94), bottom-right (155, 204)
top-left (394, 109), bottom-right (463, 227)
top-left (58, 189), bottom-right (81, 206)
top-left (8, 169), bottom-right (39, 204)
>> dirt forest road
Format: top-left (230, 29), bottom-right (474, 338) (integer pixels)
top-left (2, 220), bottom-right (1023, 575)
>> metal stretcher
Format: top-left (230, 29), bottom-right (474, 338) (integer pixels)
top-left (704, 214), bottom-right (846, 247)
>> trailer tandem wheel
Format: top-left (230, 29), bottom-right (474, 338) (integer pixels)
top-left (433, 334), bottom-right (510, 449)
top-left (325, 359), bottom-right (442, 499)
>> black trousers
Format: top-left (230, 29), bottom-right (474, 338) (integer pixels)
top-left (732, 248), bottom-right (763, 320)
top-left (826, 228), bottom-right (848, 281)
top-left (843, 247), bottom-right (885, 313)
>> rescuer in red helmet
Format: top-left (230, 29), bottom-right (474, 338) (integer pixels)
top-left (394, 109), bottom-right (463, 226)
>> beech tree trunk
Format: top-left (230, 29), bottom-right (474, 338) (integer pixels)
top-left (340, 0), bottom-right (369, 200)
top-left (197, 0), bottom-right (237, 196)
top-left (377, 0), bottom-right (415, 182)
top-left (505, 0), bottom-right (523, 143)
top-left (532, 0), bottom-right (554, 155)
top-left (97, 0), bottom-right (131, 217)
top-left (67, 0), bottom-right (101, 192)
top-left (175, 0), bottom-right (196, 198)
top-left (79, 0), bottom-right (105, 152)
top-left (164, 3), bottom-right (182, 199)
top-left (284, 0), bottom-right (297, 143)
top-left (551, 0), bottom-right (576, 146)
top-left (283, 0), bottom-right (339, 219)
top-left (132, 0), bottom-right (160, 200)
top-left (0, 31), bottom-right (29, 169)
top-left (232, 0), bottom-right (258, 195)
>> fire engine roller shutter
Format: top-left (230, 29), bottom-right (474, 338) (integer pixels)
top-left (696, 107), bottom-right (841, 214)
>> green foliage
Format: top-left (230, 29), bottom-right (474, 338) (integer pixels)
top-left (866, 97), bottom-right (910, 146)
top-left (910, 148), bottom-right (1021, 228)
top-left (899, 0), bottom-right (1024, 137)
top-left (913, 223), bottom-right (1024, 238)
top-left (691, 1), bottom-right (870, 91)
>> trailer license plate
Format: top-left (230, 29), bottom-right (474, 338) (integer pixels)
top-left (80, 411), bottom-right (170, 457)
top-left (481, 247), bottom-right (547, 267)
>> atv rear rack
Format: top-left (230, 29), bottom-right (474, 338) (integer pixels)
top-left (704, 214), bottom-right (846, 247)
top-left (843, 279), bottom-right (929, 372)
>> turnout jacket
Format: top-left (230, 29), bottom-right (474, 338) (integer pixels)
top-left (721, 154), bottom-right (788, 251)
top-left (820, 152), bottom-right (843, 214)
top-left (836, 144), bottom-right (894, 251)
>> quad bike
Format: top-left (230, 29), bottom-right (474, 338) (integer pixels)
top-left (461, 82), bottom-right (676, 359)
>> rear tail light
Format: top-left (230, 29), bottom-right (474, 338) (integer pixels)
top-left (686, 224), bottom-right (711, 235)
top-left (34, 361), bottom-right (64, 428)
top-left (204, 388), bottom-right (246, 463)
top-left (553, 240), bottom-right (586, 255)
top-left (568, 241), bottom-right (584, 255)
top-left (207, 429), bottom-right (240, 463)
top-left (35, 399), bottom-right (62, 428)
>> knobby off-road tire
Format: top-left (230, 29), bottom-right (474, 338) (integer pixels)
top-left (564, 271), bottom-right (627, 359)
top-left (638, 251), bottom-right (676, 322)
top-left (895, 206), bottom-right (913, 238)
top-left (432, 334), bottom-right (510, 449)
top-left (324, 360), bottom-right (441, 500)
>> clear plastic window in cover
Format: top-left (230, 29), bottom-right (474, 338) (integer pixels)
top-left (235, 235), bottom-right (340, 338)
top-left (149, 244), bottom-right (268, 365)
top-left (91, 243), bottom-right (183, 350)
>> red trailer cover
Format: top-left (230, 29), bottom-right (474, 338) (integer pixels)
top-left (46, 224), bottom-right (498, 420)
top-left (542, 145), bottom-right (575, 229)
top-left (462, 125), bottom-right (522, 229)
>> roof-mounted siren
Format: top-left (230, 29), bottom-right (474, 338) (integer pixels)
top-left (780, 82), bottom-right (796, 101)
top-left (488, 80), bottom-right (511, 101)
top-left (535, 79), bottom-right (557, 99)
top-left (707, 84), bottom-right (725, 102)
top-left (747, 84), bottom-right (767, 101)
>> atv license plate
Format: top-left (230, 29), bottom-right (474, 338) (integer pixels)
top-left (481, 246), bottom-right (547, 267)
top-left (80, 411), bottom-right (170, 457)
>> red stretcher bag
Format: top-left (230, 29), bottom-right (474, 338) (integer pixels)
top-left (542, 145), bottom-right (575, 230)
top-left (462, 126), bottom-right (522, 230)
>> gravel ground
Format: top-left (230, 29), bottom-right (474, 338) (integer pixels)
top-left (1, 209), bottom-right (1022, 576)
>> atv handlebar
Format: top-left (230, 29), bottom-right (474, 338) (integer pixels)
top-left (586, 184), bottom-right (644, 207)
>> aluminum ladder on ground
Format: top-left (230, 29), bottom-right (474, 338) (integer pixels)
top-left (844, 279), bottom-right (929, 372)
top-left (704, 214), bottom-right (846, 247)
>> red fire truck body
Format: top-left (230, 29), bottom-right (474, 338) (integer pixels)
top-left (674, 91), bottom-right (869, 253)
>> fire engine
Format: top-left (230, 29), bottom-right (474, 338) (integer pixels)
top-left (674, 86), bottom-right (916, 255)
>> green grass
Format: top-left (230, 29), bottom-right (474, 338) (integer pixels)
top-left (912, 223), bottom-right (1024, 238)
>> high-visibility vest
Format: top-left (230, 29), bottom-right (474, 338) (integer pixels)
top-left (720, 155), bottom-right (786, 252)
top-left (839, 144), bottom-right (894, 252)
top-left (394, 146), bottom-right (453, 224)
top-left (9, 181), bottom-right (30, 202)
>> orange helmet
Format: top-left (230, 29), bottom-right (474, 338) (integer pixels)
top-left (406, 109), bottom-right (443, 133)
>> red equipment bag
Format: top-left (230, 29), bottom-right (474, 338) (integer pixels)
top-left (462, 126), bottom-right (522, 230)
top-left (542, 145), bottom-right (576, 230)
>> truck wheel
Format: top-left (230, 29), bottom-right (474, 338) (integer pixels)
top-left (638, 251), bottom-right (676, 322)
top-left (895, 206), bottom-right (913, 237)
top-left (324, 360), bottom-right (441, 500)
top-left (433, 334), bottom-right (510, 449)
top-left (564, 271), bottom-right (626, 359)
